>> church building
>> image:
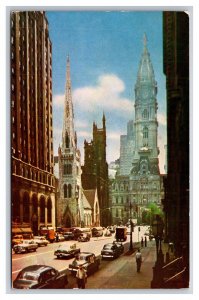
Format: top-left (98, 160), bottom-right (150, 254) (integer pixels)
top-left (57, 56), bottom-right (84, 228)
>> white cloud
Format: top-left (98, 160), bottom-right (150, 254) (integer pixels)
top-left (53, 94), bottom-right (64, 107)
top-left (73, 74), bottom-right (132, 115)
top-left (158, 113), bottom-right (167, 126)
top-left (75, 120), bottom-right (89, 129)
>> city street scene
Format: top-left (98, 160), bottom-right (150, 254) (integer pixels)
top-left (10, 10), bottom-right (189, 291)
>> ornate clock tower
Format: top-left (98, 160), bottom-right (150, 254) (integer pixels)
top-left (130, 34), bottom-right (160, 206)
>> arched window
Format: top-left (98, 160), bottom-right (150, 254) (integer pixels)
top-left (143, 126), bottom-right (148, 138)
top-left (142, 109), bottom-right (148, 119)
top-left (47, 198), bottom-right (52, 223)
top-left (65, 132), bottom-right (69, 148)
top-left (68, 184), bottom-right (72, 198)
top-left (64, 164), bottom-right (72, 175)
top-left (40, 197), bottom-right (45, 223)
top-left (64, 184), bottom-right (67, 198)
top-left (23, 193), bottom-right (30, 223)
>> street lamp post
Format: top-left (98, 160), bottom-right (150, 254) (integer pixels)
top-left (151, 214), bottom-right (164, 288)
top-left (129, 201), bottom-right (134, 251)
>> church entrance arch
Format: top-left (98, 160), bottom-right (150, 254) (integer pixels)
top-left (65, 216), bottom-right (71, 228)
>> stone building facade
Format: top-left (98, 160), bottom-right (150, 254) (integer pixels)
top-left (81, 115), bottom-right (109, 226)
top-left (11, 11), bottom-right (55, 235)
top-left (110, 35), bottom-right (164, 225)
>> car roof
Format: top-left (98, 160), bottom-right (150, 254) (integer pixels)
top-left (20, 265), bottom-right (53, 273)
top-left (77, 252), bottom-right (94, 257)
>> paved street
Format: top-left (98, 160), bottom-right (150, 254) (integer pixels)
top-left (67, 239), bottom-right (156, 289)
top-left (12, 226), bottom-right (157, 289)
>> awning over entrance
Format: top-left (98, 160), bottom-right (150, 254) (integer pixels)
top-left (12, 227), bottom-right (33, 234)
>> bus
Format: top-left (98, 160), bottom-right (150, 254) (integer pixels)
top-left (91, 227), bottom-right (104, 237)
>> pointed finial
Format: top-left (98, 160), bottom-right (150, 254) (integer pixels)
top-left (67, 54), bottom-right (70, 63)
top-left (143, 33), bottom-right (147, 47)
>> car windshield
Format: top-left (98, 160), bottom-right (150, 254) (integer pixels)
top-left (103, 244), bottom-right (113, 250)
top-left (18, 271), bottom-right (39, 281)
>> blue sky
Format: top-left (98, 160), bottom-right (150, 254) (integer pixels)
top-left (46, 11), bottom-right (167, 173)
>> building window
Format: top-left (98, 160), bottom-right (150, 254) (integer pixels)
top-left (64, 184), bottom-right (67, 198)
top-left (143, 126), bottom-right (148, 139)
top-left (68, 184), bottom-right (72, 198)
top-left (64, 164), bottom-right (72, 175)
top-left (142, 109), bottom-right (148, 119)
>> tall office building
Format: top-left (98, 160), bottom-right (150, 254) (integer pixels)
top-left (11, 11), bottom-right (55, 235)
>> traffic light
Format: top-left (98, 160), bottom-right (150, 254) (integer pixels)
top-left (138, 226), bottom-right (140, 232)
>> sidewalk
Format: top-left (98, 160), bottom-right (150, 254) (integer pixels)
top-left (85, 239), bottom-right (158, 289)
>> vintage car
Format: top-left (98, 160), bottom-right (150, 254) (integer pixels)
top-left (33, 236), bottom-right (49, 247)
top-left (113, 241), bottom-right (124, 254)
top-left (68, 252), bottom-right (100, 276)
top-left (101, 243), bottom-right (121, 259)
top-left (104, 229), bottom-right (112, 237)
top-left (12, 235), bottom-right (24, 247)
top-left (54, 243), bottom-right (80, 259)
top-left (55, 233), bottom-right (65, 242)
top-left (63, 232), bottom-right (74, 241)
top-left (13, 240), bottom-right (38, 254)
top-left (77, 233), bottom-right (90, 242)
top-left (13, 265), bottom-right (68, 289)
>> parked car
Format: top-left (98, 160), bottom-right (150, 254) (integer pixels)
top-left (104, 229), bottom-right (112, 237)
top-left (101, 243), bottom-right (121, 259)
top-left (107, 226), bottom-right (116, 233)
top-left (13, 240), bottom-right (38, 254)
top-left (12, 235), bottom-right (24, 247)
top-left (63, 232), bottom-right (74, 241)
top-left (55, 233), bottom-right (65, 242)
top-left (33, 236), bottom-right (49, 247)
top-left (54, 243), bottom-right (80, 259)
top-left (68, 252), bottom-right (100, 276)
top-left (13, 265), bottom-right (68, 289)
top-left (113, 241), bottom-right (124, 254)
top-left (77, 233), bottom-right (90, 242)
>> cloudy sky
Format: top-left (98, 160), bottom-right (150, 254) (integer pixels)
top-left (46, 11), bottom-right (167, 173)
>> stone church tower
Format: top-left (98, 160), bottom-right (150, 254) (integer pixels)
top-left (57, 56), bottom-right (83, 228)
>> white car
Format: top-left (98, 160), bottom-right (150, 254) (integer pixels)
top-left (34, 236), bottom-right (49, 246)
top-left (13, 240), bottom-right (38, 254)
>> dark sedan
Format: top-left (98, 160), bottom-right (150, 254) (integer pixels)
top-left (113, 241), bottom-right (124, 254)
top-left (68, 252), bottom-right (100, 276)
top-left (101, 243), bottom-right (121, 259)
top-left (77, 233), bottom-right (90, 242)
top-left (54, 243), bottom-right (80, 259)
top-left (63, 232), bottom-right (74, 241)
top-left (13, 265), bottom-right (68, 289)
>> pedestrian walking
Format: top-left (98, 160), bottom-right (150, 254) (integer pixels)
top-left (135, 249), bottom-right (142, 272)
top-left (141, 237), bottom-right (144, 248)
top-left (76, 265), bottom-right (87, 289)
top-left (145, 236), bottom-right (147, 247)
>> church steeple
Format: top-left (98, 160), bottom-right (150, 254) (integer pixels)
top-left (136, 33), bottom-right (156, 86)
top-left (62, 55), bottom-right (75, 150)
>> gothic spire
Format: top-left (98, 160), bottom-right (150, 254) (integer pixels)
top-left (136, 33), bottom-right (155, 84)
top-left (62, 55), bottom-right (75, 150)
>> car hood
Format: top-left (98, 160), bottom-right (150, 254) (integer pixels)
top-left (13, 279), bottom-right (37, 289)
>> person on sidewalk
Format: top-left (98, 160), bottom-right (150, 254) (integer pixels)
top-left (141, 237), bottom-right (144, 247)
top-left (135, 249), bottom-right (142, 272)
top-left (145, 236), bottom-right (147, 247)
top-left (76, 265), bottom-right (87, 289)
